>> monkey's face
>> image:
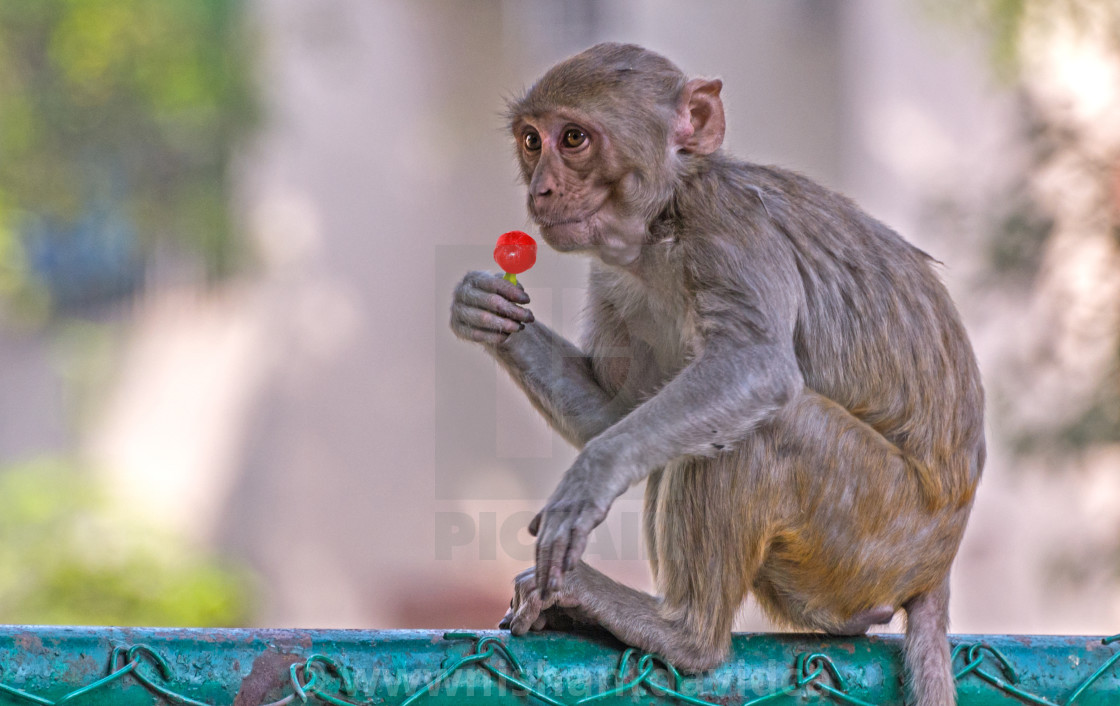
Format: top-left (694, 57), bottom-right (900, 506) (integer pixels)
top-left (512, 111), bottom-right (651, 267)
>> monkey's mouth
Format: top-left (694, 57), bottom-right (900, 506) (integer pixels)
top-left (533, 212), bottom-right (601, 253)
top-left (528, 194), bottom-right (605, 229)
top-left (537, 216), bottom-right (584, 227)
top-left (533, 202), bottom-right (606, 232)
top-left (531, 205), bottom-right (600, 228)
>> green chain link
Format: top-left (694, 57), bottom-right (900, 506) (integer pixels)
top-left (951, 635), bottom-right (1120, 706)
top-left (0, 644), bottom-right (209, 706)
top-left (401, 632), bottom-right (565, 706)
top-left (259, 654), bottom-right (360, 706)
top-left (0, 632), bottom-right (1117, 705)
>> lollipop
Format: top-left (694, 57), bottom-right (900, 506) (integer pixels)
top-left (494, 230), bottom-right (537, 285)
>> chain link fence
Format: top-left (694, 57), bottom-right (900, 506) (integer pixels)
top-left (0, 628), bottom-right (1117, 704)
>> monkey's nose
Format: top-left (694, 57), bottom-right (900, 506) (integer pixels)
top-left (530, 191), bottom-right (556, 213)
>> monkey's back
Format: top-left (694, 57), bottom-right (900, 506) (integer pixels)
top-left (702, 158), bottom-right (985, 506)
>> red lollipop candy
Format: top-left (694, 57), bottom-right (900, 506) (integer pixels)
top-left (494, 230), bottom-right (536, 285)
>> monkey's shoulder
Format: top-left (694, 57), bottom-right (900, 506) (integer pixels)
top-left (688, 157), bottom-right (915, 237)
top-left (675, 156), bottom-right (939, 283)
top-left (680, 156), bottom-right (835, 209)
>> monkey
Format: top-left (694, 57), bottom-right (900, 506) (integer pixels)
top-left (449, 43), bottom-right (984, 706)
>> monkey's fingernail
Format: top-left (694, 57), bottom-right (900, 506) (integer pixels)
top-left (518, 323), bottom-right (525, 331)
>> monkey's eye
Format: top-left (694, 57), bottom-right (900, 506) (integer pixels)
top-left (562, 127), bottom-right (588, 149)
top-left (523, 131), bottom-right (542, 152)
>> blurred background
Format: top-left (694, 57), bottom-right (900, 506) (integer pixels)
top-left (0, 0), bottom-right (1118, 634)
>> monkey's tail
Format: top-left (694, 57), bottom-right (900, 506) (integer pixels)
top-left (903, 581), bottom-right (956, 706)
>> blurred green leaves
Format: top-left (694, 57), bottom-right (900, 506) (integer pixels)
top-left (930, 0), bottom-right (1120, 79)
top-left (0, 0), bottom-right (254, 319)
top-left (933, 0), bottom-right (1120, 457)
top-left (0, 0), bottom-right (258, 626)
top-left (0, 458), bottom-right (254, 626)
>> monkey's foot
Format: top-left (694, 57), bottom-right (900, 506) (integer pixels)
top-left (499, 565), bottom-right (589, 635)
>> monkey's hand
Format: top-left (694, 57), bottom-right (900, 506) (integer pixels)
top-left (450, 270), bottom-right (535, 345)
top-left (529, 455), bottom-right (618, 598)
top-left (499, 564), bottom-right (591, 635)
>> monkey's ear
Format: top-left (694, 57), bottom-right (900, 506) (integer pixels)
top-left (674, 78), bottom-right (725, 155)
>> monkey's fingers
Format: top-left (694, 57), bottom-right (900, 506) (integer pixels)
top-left (546, 563), bottom-right (565, 600)
top-left (459, 287), bottom-right (535, 324)
top-left (509, 594), bottom-right (544, 635)
top-left (468, 270), bottom-right (531, 305)
top-left (563, 525), bottom-right (589, 573)
top-left (533, 515), bottom-right (563, 598)
top-left (534, 528), bottom-right (550, 598)
top-left (456, 306), bottom-right (526, 336)
top-left (450, 316), bottom-right (513, 346)
top-left (537, 525), bottom-right (570, 599)
top-left (506, 612), bottom-right (549, 632)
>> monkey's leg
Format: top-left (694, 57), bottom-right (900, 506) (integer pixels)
top-left (501, 555), bottom-right (742, 673)
top-left (501, 456), bottom-right (751, 672)
top-left (492, 320), bottom-right (640, 448)
top-left (755, 391), bottom-right (963, 706)
top-left (642, 454), bottom-right (757, 671)
top-left (492, 324), bottom-right (622, 447)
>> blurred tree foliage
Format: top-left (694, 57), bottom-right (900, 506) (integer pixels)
top-left (0, 0), bottom-right (254, 319)
top-left (936, 0), bottom-right (1120, 455)
top-left (0, 0), bottom-right (257, 627)
top-left (0, 458), bottom-right (253, 626)
top-left (966, 0), bottom-right (1120, 79)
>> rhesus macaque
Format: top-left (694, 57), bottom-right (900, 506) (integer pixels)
top-left (450, 43), bottom-right (984, 706)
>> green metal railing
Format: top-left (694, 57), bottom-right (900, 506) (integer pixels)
top-left (0, 627), bottom-right (1116, 704)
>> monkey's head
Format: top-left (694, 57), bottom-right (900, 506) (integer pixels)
top-left (507, 43), bottom-right (725, 267)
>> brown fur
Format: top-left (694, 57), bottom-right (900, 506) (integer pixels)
top-left (452, 43), bottom-right (983, 705)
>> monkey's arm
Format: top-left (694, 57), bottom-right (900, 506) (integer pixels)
top-left (451, 270), bottom-right (630, 447)
top-left (491, 320), bottom-right (636, 448)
